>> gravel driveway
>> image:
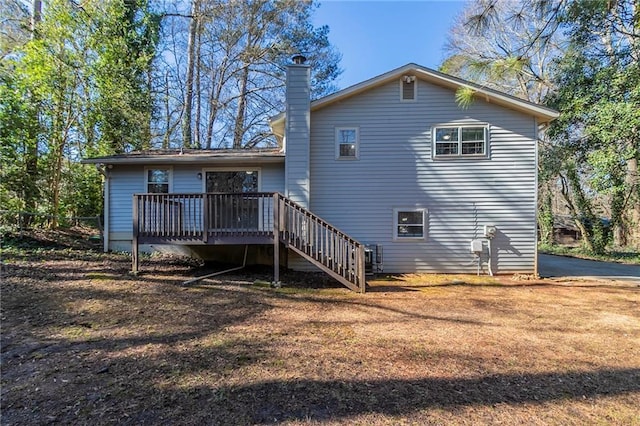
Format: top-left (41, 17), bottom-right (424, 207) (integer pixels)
top-left (538, 254), bottom-right (640, 282)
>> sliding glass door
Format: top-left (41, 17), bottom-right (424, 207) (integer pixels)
top-left (205, 170), bottom-right (259, 230)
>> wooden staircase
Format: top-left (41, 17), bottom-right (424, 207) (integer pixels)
top-left (132, 192), bottom-right (366, 293)
top-left (274, 194), bottom-right (366, 293)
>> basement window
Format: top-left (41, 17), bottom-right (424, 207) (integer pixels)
top-left (394, 208), bottom-right (427, 240)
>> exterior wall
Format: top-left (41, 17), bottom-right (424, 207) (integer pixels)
top-left (306, 78), bottom-right (538, 274)
top-left (284, 64), bottom-right (311, 207)
top-left (106, 162), bottom-right (284, 252)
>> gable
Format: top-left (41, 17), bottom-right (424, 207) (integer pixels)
top-left (269, 63), bottom-right (558, 140)
top-left (310, 76), bottom-right (538, 162)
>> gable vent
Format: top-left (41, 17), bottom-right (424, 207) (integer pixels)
top-left (402, 75), bottom-right (416, 101)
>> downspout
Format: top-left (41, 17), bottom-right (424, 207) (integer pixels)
top-left (96, 164), bottom-right (110, 252)
top-left (534, 118), bottom-right (540, 276)
top-left (487, 238), bottom-right (494, 276)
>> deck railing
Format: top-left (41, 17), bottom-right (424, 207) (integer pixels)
top-left (132, 192), bottom-right (365, 292)
top-left (275, 194), bottom-right (365, 292)
top-left (133, 193), bottom-right (275, 242)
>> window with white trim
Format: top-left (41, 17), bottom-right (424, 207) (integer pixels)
top-left (433, 125), bottom-right (488, 158)
top-left (336, 127), bottom-right (359, 159)
top-left (145, 168), bottom-right (171, 193)
top-left (394, 208), bottom-right (427, 240)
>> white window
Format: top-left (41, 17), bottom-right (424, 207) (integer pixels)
top-left (336, 127), bottom-right (359, 159)
top-left (400, 76), bottom-right (416, 101)
top-left (145, 168), bottom-right (171, 193)
top-left (433, 125), bottom-right (488, 158)
top-left (394, 208), bottom-right (427, 240)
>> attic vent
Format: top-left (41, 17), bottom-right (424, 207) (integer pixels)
top-left (401, 75), bottom-right (416, 101)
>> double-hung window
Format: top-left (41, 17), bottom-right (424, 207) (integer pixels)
top-left (434, 125), bottom-right (488, 158)
top-left (146, 168), bottom-right (171, 193)
top-left (394, 208), bottom-right (427, 240)
top-left (335, 127), bottom-right (359, 159)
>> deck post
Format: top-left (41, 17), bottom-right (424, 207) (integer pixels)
top-left (132, 195), bottom-right (139, 274)
top-left (357, 244), bottom-right (366, 293)
top-left (202, 193), bottom-right (209, 243)
top-left (272, 193), bottom-right (280, 284)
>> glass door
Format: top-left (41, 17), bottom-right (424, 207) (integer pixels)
top-left (205, 170), bottom-right (259, 230)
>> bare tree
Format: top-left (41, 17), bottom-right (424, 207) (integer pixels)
top-left (155, 0), bottom-right (340, 150)
top-left (181, 0), bottom-right (199, 148)
top-left (442, 0), bottom-right (564, 103)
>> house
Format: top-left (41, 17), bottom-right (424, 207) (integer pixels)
top-left (83, 58), bottom-right (559, 292)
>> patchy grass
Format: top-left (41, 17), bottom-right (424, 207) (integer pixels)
top-left (1, 231), bottom-right (639, 424)
top-left (371, 273), bottom-right (501, 286)
top-left (539, 243), bottom-right (640, 265)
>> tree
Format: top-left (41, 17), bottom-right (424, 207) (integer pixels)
top-left (0, 63), bottom-right (40, 223)
top-left (547, 0), bottom-right (640, 249)
top-left (441, 0), bottom-right (566, 246)
top-left (158, 0), bottom-right (341, 149)
top-left (441, 0), bottom-right (564, 103)
top-left (1, 0), bottom-right (339, 230)
top-left (1, 0), bottom-right (160, 228)
top-left (0, 1), bottom-right (31, 58)
top-left (181, 0), bottom-right (200, 148)
top-left (444, 0), bottom-right (640, 253)
top-left (88, 0), bottom-right (161, 153)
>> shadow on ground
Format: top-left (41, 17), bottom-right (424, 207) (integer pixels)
top-left (83, 367), bottom-right (640, 424)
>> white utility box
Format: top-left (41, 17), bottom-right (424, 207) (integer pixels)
top-left (470, 239), bottom-right (484, 253)
top-left (484, 225), bottom-right (497, 238)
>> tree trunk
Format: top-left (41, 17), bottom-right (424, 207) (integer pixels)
top-left (232, 64), bottom-right (249, 149)
top-left (627, 156), bottom-right (640, 249)
top-left (141, 68), bottom-right (153, 150)
top-left (538, 183), bottom-right (555, 245)
top-left (194, 18), bottom-right (202, 148)
top-left (182, 0), bottom-right (199, 148)
top-left (205, 68), bottom-right (219, 149)
top-left (163, 71), bottom-right (170, 149)
top-left (23, 0), bottom-right (43, 227)
top-left (31, 0), bottom-right (42, 37)
top-left (205, 56), bottom-right (228, 149)
top-left (558, 173), bottom-right (595, 252)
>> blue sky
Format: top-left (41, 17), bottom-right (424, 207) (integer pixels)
top-left (312, 0), bottom-right (466, 90)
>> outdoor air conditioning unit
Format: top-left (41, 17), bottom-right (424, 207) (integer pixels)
top-left (364, 244), bottom-right (383, 275)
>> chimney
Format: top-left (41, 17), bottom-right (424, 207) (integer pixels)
top-left (292, 54), bottom-right (307, 65)
top-left (284, 55), bottom-right (311, 208)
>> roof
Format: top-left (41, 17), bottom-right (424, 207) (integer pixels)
top-left (270, 63), bottom-right (560, 138)
top-left (82, 148), bottom-right (285, 165)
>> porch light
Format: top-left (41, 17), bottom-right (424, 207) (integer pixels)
top-left (197, 172), bottom-right (202, 180)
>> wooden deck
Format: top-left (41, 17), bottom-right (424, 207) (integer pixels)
top-left (132, 192), bottom-right (366, 292)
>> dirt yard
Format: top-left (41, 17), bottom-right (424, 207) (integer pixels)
top-left (1, 230), bottom-right (639, 425)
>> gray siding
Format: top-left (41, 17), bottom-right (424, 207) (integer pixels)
top-left (107, 163), bottom-right (284, 251)
top-left (308, 79), bottom-right (538, 273)
top-left (109, 165), bottom-right (142, 237)
top-left (284, 64), bottom-right (311, 207)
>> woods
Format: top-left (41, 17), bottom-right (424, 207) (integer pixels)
top-left (0, 0), bottom-right (340, 227)
top-left (1, 0), bottom-right (638, 254)
top-left (442, 0), bottom-right (639, 252)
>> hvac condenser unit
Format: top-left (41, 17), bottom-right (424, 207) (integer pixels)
top-left (364, 244), bottom-right (383, 275)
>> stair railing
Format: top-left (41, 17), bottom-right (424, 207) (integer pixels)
top-left (276, 194), bottom-right (366, 293)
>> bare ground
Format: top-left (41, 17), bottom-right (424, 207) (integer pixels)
top-left (1, 230), bottom-right (639, 425)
